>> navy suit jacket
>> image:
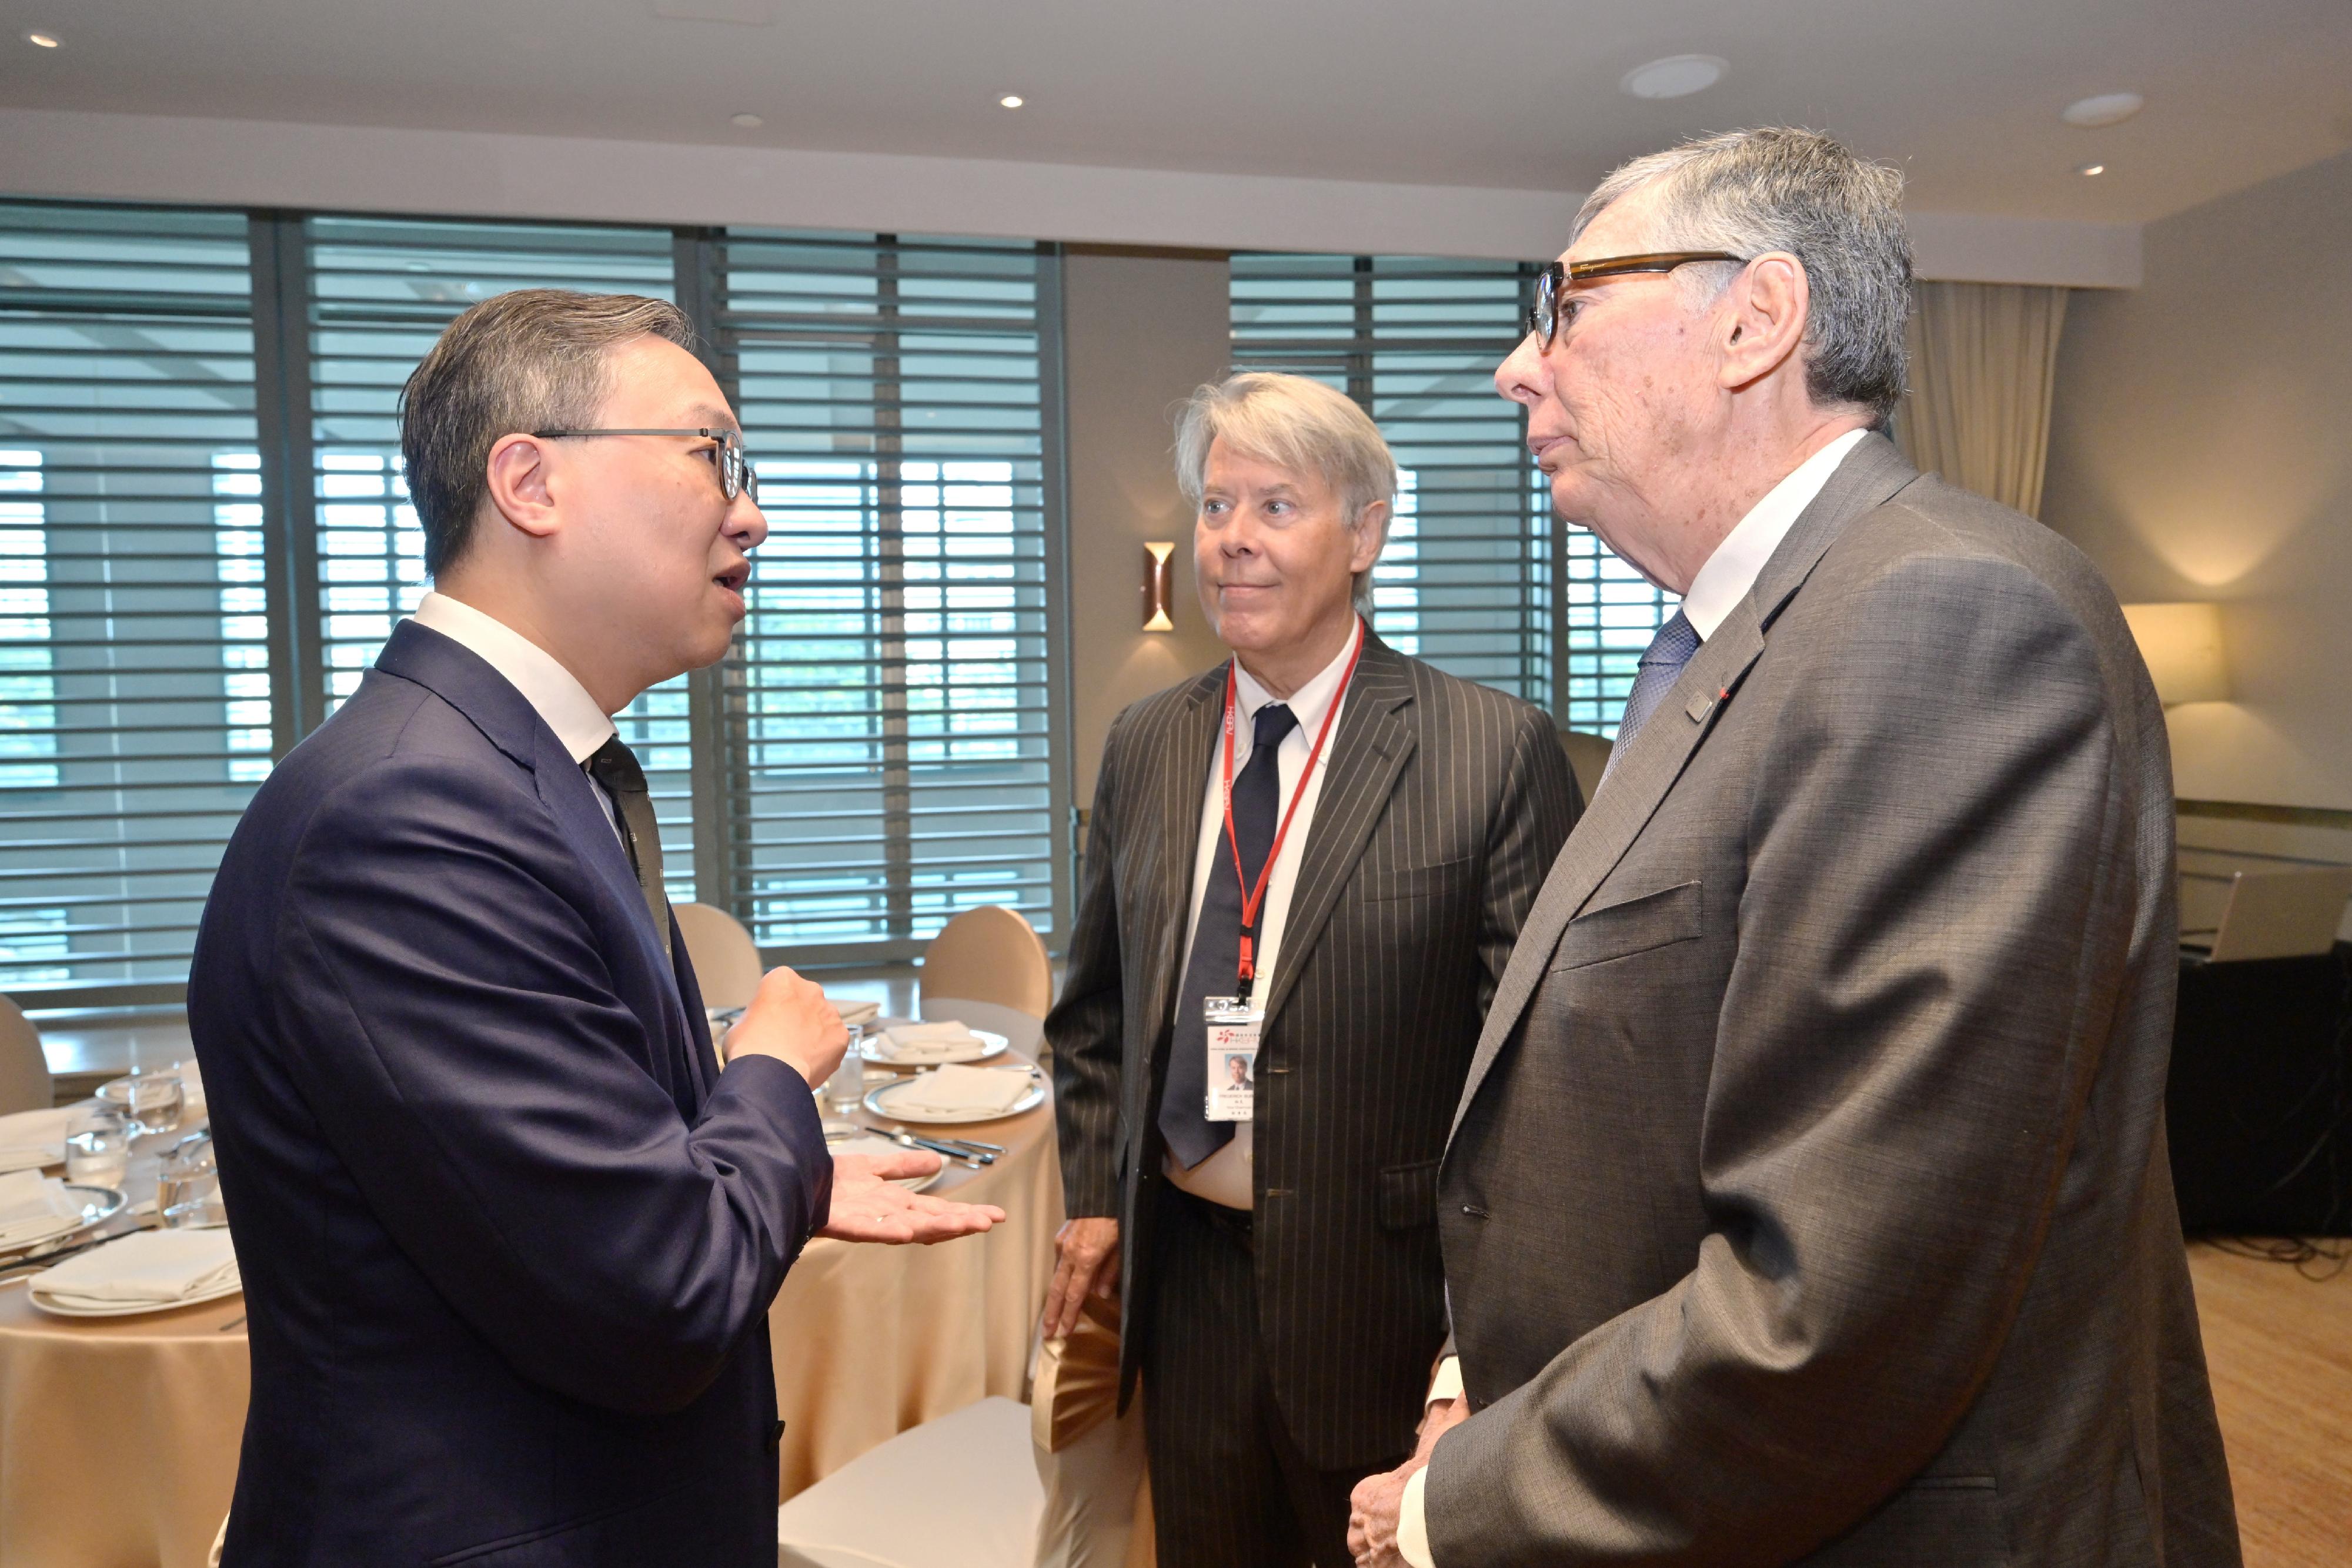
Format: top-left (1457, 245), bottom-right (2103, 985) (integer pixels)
top-left (189, 621), bottom-right (832, 1567)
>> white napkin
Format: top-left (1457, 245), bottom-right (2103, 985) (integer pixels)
top-left (831, 999), bottom-right (883, 1028)
top-left (0, 1168), bottom-right (86, 1246)
top-left (883, 1064), bottom-right (1031, 1116)
top-left (28, 1227), bottom-right (240, 1309)
top-left (0, 1107), bottom-right (74, 1174)
top-left (870, 1021), bottom-right (985, 1064)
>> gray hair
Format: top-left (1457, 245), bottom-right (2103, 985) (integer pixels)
top-left (1573, 127), bottom-right (1911, 420)
top-left (1174, 372), bottom-right (1396, 616)
top-left (399, 289), bottom-right (697, 576)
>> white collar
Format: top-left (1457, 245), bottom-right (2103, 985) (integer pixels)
top-left (1678, 427), bottom-right (1870, 641)
top-left (1231, 618), bottom-right (1362, 754)
top-left (408, 591), bottom-right (617, 765)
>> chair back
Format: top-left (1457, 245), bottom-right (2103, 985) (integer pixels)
top-left (1556, 727), bottom-right (1613, 808)
top-left (0, 995), bottom-right (53, 1114)
top-left (672, 902), bottom-right (764, 1012)
top-left (921, 905), bottom-right (1052, 1019)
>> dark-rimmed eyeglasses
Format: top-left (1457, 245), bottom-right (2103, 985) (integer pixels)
top-left (1525, 251), bottom-right (1750, 350)
top-left (529, 427), bottom-right (760, 504)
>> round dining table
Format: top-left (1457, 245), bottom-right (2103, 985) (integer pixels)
top-left (0, 1052), bottom-right (1062, 1567)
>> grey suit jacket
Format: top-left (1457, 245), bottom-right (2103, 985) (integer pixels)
top-left (1048, 634), bottom-right (1579, 1469)
top-left (1428, 437), bottom-right (2240, 1566)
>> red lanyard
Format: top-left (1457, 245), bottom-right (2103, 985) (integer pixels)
top-left (1221, 619), bottom-right (1365, 996)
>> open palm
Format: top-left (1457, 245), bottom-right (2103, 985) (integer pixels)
top-left (821, 1152), bottom-right (1007, 1244)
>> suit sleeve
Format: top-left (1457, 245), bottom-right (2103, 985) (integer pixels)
top-left (1048, 711), bottom-right (1129, 1220)
top-left (272, 752), bottom-right (831, 1417)
top-left (1428, 552), bottom-right (2124, 1563)
top-left (1474, 705), bottom-right (1581, 1015)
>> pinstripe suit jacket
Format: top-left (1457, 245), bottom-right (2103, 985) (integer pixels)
top-left (1428, 437), bottom-right (2240, 1565)
top-left (1048, 634), bottom-right (1579, 1470)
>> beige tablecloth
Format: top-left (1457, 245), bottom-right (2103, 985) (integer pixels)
top-left (0, 1285), bottom-right (248, 1568)
top-left (0, 1064), bottom-right (1060, 1564)
top-left (770, 1062), bottom-right (1062, 1496)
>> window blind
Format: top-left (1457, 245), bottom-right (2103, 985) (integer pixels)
top-left (302, 216), bottom-right (699, 898)
top-left (711, 232), bottom-right (1059, 963)
top-left (0, 203), bottom-right (262, 999)
top-left (1230, 253), bottom-right (1552, 705)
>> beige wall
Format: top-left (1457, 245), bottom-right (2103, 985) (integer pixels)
top-left (2040, 146), bottom-right (2352, 810)
top-left (1060, 245), bottom-right (1233, 806)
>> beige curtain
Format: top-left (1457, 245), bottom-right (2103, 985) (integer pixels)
top-left (1896, 281), bottom-right (2070, 518)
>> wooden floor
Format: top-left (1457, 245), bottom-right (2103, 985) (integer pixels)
top-left (2186, 1241), bottom-right (2352, 1564)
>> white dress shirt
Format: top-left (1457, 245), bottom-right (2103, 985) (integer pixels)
top-left (1163, 620), bottom-right (1362, 1211)
top-left (406, 591), bottom-right (624, 841)
top-left (1396, 427), bottom-right (1870, 1568)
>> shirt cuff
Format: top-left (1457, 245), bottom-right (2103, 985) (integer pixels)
top-left (1425, 1355), bottom-right (1462, 1407)
top-left (1398, 1465), bottom-right (1436, 1568)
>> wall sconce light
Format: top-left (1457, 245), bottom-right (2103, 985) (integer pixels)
top-left (2121, 602), bottom-right (2229, 707)
top-left (1141, 541), bottom-right (1175, 631)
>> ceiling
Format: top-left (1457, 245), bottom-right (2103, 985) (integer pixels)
top-left (1, 0), bottom-right (2348, 225)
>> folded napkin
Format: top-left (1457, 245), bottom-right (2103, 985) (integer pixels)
top-left (870, 1020), bottom-right (985, 1064)
top-left (883, 1063), bottom-right (1031, 1117)
top-left (29, 1226), bottom-right (239, 1309)
top-left (0, 1168), bottom-right (87, 1246)
top-left (0, 1107), bottom-right (74, 1174)
top-left (832, 999), bottom-right (882, 1028)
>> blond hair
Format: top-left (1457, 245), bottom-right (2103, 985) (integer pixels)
top-left (1174, 372), bottom-right (1396, 614)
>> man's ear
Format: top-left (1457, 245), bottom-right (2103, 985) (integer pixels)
top-left (1347, 498), bottom-right (1392, 575)
top-left (483, 433), bottom-right (562, 541)
top-left (1719, 253), bottom-right (1810, 391)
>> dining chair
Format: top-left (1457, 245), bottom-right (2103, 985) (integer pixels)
top-left (672, 902), bottom-right (764, 1013)
top-left (777, 1396), bottom-right (1044, 1568)
top-left (1556, 726), bottom-right (1613, 808)
top-left (919, 906), bottom-right (1053, 1056)
top-left (0, 994), bottom-right (53, 1115)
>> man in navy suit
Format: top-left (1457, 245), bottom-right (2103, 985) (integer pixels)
top-left (190, 289), bottom-right (1002, 1567)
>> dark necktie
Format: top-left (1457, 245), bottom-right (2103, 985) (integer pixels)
top-left (584, 735), bottom-right (673, 959)
top-left (1597, 610), bottom-right (1699, 791)
top-left (1159, 699), bottom-right (1298, 1170)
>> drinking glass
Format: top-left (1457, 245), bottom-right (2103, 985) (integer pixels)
top-left (159, 1132), bottom-right (228, 1229)
top-left (826, 1025), bottom-right (868, 1117)
top-left (125, 1070), bottom-right (186, 1136)
top-left (64, 1111), bottom-right (131, 1190)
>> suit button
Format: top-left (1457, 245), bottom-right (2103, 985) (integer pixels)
top-left (767, 1419), bottom-right (786, 1454)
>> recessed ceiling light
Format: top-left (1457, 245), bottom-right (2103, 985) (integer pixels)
top-left (26, 31), bottom-right (60, 48)
top-left (2077, 162), bottom-right (2107, 177)
top-left (729, 112), bottom-right (764, 129)
top-left (2063, 92), bottom-right (2144, 129)
top-left (999, 94), bottom-right (1024, 109)
top-left (1620, 55), bottom-right (1726, 101)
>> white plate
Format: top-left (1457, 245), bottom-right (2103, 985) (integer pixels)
top-left (824, 1133), bottom-right (946, 1192)
top-left (860, 1028), bottom-right (1009, 1069)
top-left (0, 1186), bottom-right (128, 1262)
top-left (863, 1070), bottom-right (1045, 1125)
top-left (29, 1276), bottom-right (242, 1319)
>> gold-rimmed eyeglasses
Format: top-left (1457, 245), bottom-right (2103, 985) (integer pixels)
top-left (1525, 251), bottom-right (1750, 351)
top-left (529, 427), bottom-right (760, 504)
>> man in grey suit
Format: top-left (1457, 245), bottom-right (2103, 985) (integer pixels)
top-left (1047, 372), bottom-right (1579, 1567)
top-left (1348, 129), bottom-right (2240, 1566)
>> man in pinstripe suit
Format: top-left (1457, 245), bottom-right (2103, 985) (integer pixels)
top-left (1045, 372), bottom-right (1580, 1568)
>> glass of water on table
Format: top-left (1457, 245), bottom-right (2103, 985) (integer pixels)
top-left (65, 1109), bottom-right (132, 1189)
top-left (825, 1023), bottom-right (868, 1121)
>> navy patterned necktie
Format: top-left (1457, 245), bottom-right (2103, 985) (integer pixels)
top-left (1598, 610), bottom-right (1699, 790)
top-left (1159, 700), bottom-right (1299, 1169)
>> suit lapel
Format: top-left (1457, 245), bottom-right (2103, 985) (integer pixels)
top-left (1140, 668), bottom-right (1227, 1072)
top-left (1258, 638), bottom-right (1416, 1033)
top-left (1446, 434), bottom-right (1923, 1142)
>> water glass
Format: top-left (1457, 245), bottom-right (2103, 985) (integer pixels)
top-left (126, 1071), bottom-right (186, 1136)
top-left (64, 1111), bottom-right (131, 1190)
top-left (826, 1025), bottom-right (868, 1116)
top-left (159, 1132), bottom-right (228, 1229)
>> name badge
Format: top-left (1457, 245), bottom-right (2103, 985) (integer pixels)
top-left (1202, 997), bottom-right (1261, 1122)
